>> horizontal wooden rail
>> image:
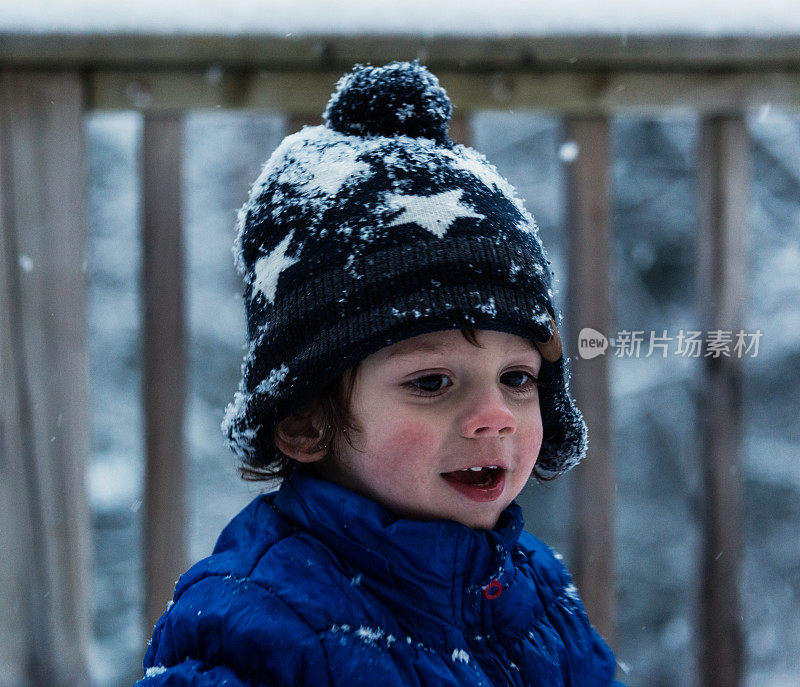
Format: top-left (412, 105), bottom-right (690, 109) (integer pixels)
top-left (2, 32), bottom-right (800, 69)
top-left (81, 67), bottom-right (800, 114)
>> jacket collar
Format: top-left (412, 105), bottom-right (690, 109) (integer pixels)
top-left (274, 470), bottom-right (525, 623)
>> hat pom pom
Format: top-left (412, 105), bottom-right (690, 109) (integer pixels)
top-left (323, 60), bottom-right (452, 144)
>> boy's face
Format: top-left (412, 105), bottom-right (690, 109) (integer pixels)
top-left (318, 329), bottom-right (543, 530)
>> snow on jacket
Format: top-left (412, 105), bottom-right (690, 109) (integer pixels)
top-left (137, 471), bottom-right (624, 686)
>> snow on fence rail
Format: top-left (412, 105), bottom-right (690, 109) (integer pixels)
top-left (2, 30), bottom-right (794, 686)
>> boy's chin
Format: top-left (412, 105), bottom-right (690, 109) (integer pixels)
top-left (439, 505), bottom-right (504, 530)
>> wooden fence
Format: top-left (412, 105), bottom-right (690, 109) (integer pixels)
top-left (2, 30), bottom-right (797, 686)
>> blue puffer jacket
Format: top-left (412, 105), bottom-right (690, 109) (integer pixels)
top-left (138, 472), bottom-right (623, 686)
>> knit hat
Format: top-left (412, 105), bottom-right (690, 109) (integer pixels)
top-left (222, 60), bottom-right (587, 476)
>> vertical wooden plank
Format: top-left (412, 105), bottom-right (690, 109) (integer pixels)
top-left (0, 70), bottom-right (91, 687)
top-left (696, 115), bottom-right (747, 687)
top-left (448, 115), bottom-right (473, 147)
top-left (0, 67), bottom-right (33, 687)
top-left (141, 113), bottom-right (188, 634)
top-left (563, 116), bottom-right (617, 642)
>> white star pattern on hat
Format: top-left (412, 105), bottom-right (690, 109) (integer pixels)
top-left (384, 189), bottom-right (485, 238)
top-left (251, 230), bottom-right (300, 305)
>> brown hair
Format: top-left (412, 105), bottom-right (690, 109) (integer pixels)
top-left (241, 329), bottom-right (555, 482)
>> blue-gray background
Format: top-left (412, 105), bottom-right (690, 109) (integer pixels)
top-left (86, 110), bottom-right (800, 687)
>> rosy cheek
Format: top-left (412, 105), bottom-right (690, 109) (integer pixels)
top-left (518, 414), bottom-right (544, 450)
top-left (382, 420), bottom-right (438, 458)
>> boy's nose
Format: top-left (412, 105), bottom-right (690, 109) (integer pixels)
top-left (459, 388), bottom-right (516, 438)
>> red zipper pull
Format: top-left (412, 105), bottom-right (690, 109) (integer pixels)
top-left (483, 579), bottom-right (503, 600)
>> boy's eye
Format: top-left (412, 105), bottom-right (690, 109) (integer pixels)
top-left (408, 371), bottom-right (537, 395)
top-left (500, 370), bottom-right (537, 389)
top-left (409, 374), bottom-right (452, 394)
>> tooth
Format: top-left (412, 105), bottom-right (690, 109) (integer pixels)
top-left (488, 465), bottom-right (498, 469)
top-left (469, 467), bottom-right (483, 472)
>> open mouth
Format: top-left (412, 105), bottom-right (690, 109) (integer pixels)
top-left (441, 466), bottom-right (506, 502)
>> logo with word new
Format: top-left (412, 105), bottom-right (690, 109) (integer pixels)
top-left (578, 328), bottom-right (609, 359)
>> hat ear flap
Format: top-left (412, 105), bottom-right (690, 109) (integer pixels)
top-left (535, 353), bottom-right (588, 475)
top-left (535, 315), bottom-right (563, 363)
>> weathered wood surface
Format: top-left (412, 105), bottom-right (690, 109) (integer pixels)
top-left (446, 115), bottom-right (472, 147)
top-left (0, 27), bottom-right (797, 114)
top-left (0, 70), bottom-right (91, 687)
top-left (563, 117), bottom-right (617, 643)
top-left (84, 68), bottom-right (800, 113)
top-left (141, 113), bottom-right (188, 635)
top-left (0, 28), bottom-right (766, 685)
top-left (696, 115), bottom-right (748, 687)
top-left (2, 32), bottom-right (800, 69)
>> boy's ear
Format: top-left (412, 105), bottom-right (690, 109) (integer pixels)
top-left (273, 409), bottom-right (327, 463)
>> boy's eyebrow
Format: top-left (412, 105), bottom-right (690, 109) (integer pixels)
top-left (387, 341), bottom-right (451, 358)
top-left (386, 338), bottom-right (539, 359)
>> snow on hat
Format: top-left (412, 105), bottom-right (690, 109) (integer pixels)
top-left (222, 60), bottom-right (587, 476)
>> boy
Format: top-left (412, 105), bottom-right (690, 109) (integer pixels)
top-left (138, 61), bottom-right (623, 686)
